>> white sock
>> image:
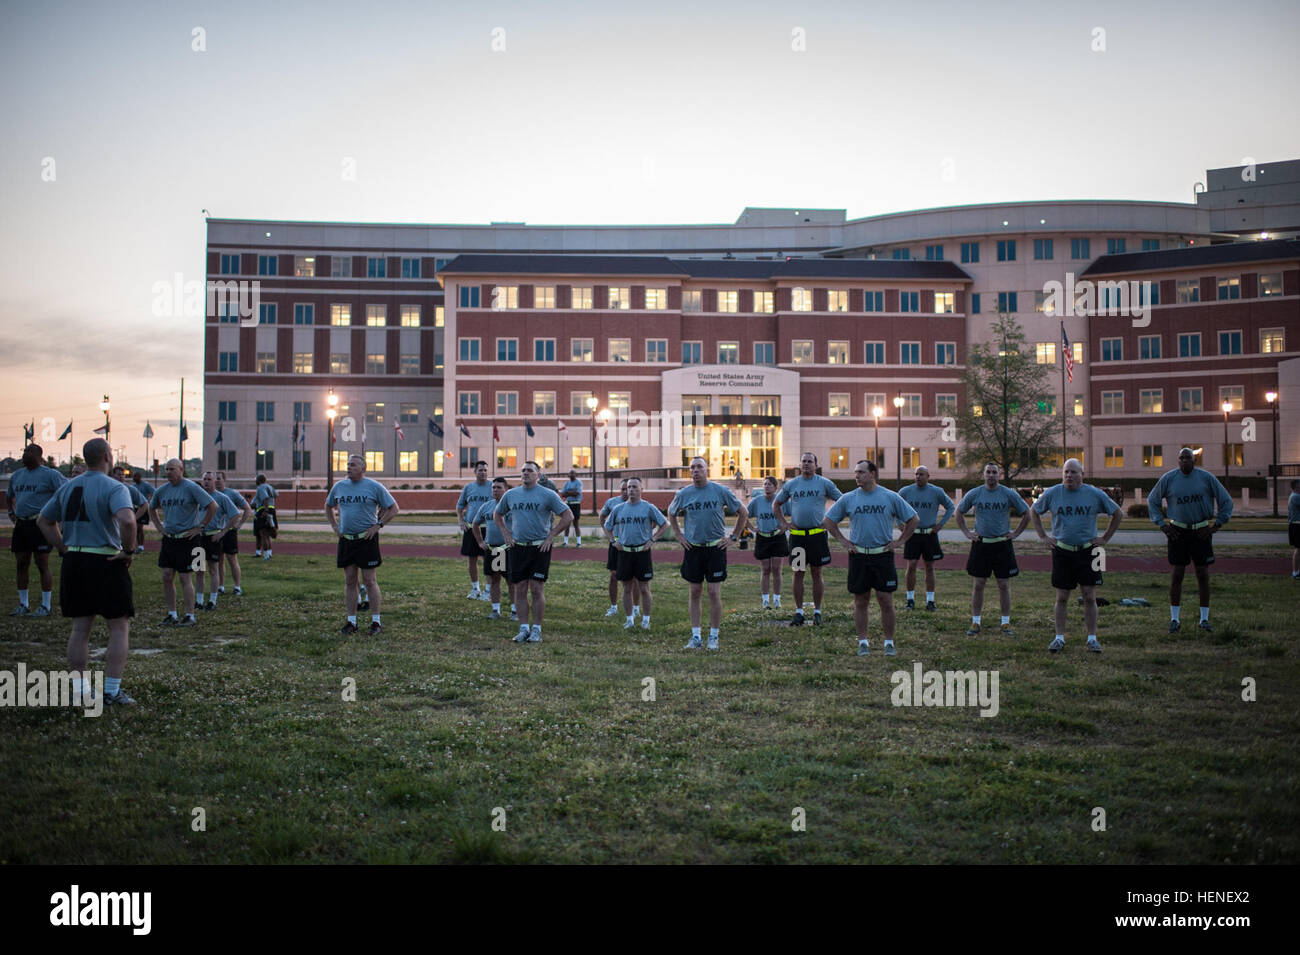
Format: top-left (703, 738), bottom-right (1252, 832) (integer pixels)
top-left (1170, 605), bottom-right (1180, 622)
top-left (626, 615), bottom-right (634, 625)
top-left (210, 593), bottom-right (218, 606)
top-left (858, 638), bottom-right (869, 647)
top-left (492, 602), bottom-right (500, 612)
top-left (972, 615), bottom-right (981, 625)
top-left (1087, 634), bottom-right (1097, 642)
top-left (1056, 633), bottom-right (1065, 641)
top-left (633, 605), bottom-right (640, 616)
top-left (18, 589), bottom-right (28, 607)
top-left (510, 604), bottom-right (516, 612)
top-left (234, 586), bottom-right (243, 595)
top-left (608, 604), bottom-right (618, 613)
top-left (906, 590), bottom-right (915, 601)
top-left (576, 536), bottom-right (582, 544)
top-left (255, 550), bottom-right (262, 556)
top-left (709, 628), bottom-right (719, 638)
top-left (347, 615), bottom-right (357, 625)
top-left (266, 549), bottom-right (272, 557)
top-left (884, 638), bottom-right (894, 646)
top-left (692, 626), bottom-right (701, 638)
top-left (218, 586), bottom-right (225, 594)
top-left (531, 624), bottom-right (541, 635)
top-left (41, 591), bottom-right (51, 609)
top-left (196, 592), bottom-right (205, 604)
top-left (168, 610), bottom-right (178, 619)
top-left (773, 595), bottom-right (782, 606)
top-left (104, 676), bottom-right (121, 696)
top-left (1200, 606), bottom-right (1209, 622)
top-left (794, 607), bottom-right (804, 616)
top-left (642, 616), bottom-right (650, 627)
top-left (762, 594), bottom-right (770, 606)
top-left (1001, 615), bottom-right (1010, 625)
top-left (372, 614), bottom-right (381, 624)
top-left (926, 591), bottom-right (934, 602)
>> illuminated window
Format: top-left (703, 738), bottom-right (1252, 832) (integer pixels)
top-left (682, 290), bottom-right (702, 312)
top-left (400, 305), bottom-right (420, 327)
top-left (1219, 386), bottom-right (1243, 412)
top-left (1036, 343), bottom-right (1057, 364)
top-left (829, 448), bottom-right (849, 469)
top-left (571, 287), bottom-right (593, 309)
top-left (330, 353), bottom-right (349, 374)
top-left (608, 287), bottom-right (630, 310)
top-left (753, 291), bottom-right (773, 313)
top-left (365, 353), bottom-right (385, 374)
top-left (1216, 277), bottom-right (1240, 301)
top-left (609, 339), bottom-right (631, 362)
top-left (609, 392), bottom-right (631, 412)
top-left (935, 292), bottom-right (955, 314)
top-left (1259, 272), bottom-right (1282, 296)
top-left (570, 392), bottom-right (593, 415)
top-left (1176, 279), bottom-right (1199, 303)
top-left (534, 286), bottom-right (555, 308)
top-left (1261, 328), bottom-right (1284, 353)
top-left (792, 287), bottom-right (813, 312)
top-left (827, 290), bottom-right (848, 312)
top-left (1143, 445), bottom-right (1163, 467)
top-left (791, 340), bottom-right (813, 363)
top-left (256, 352), bottom-right (275, 373)
top-left (827, 342), bottom-right (849, 365)
top-left (1101, 391), bottom-right (1124, 415)
top-left (399, 451), bottom-right (419, 472)
top-left (718, 342), bottom-right (739, 364)
top-left (718, 290), bottom-right (739, 313)
top-left (571, 338), bottom-right (593, 362)
top-left (1104, 447), bottom-right (1124, 467)
top-left (644, 288), bottom-right (667, 309)
top-left (293, 352), bottom-right (313, 374)
top-left (533, 392), bottom-right (555, 415)
top-left (1140, 389), bottom-right (1162, 414)
top-left (366, 305), bottom-right (386, 327)
top-left (828, 394), bottom-right (851, 417)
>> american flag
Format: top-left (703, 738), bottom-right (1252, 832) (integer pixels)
top-left (393, 418), bottom-right (405, 441)
top-left (1061, 322), bottom-right (1074, 383)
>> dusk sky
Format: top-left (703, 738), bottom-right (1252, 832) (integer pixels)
top-left (3, 0), bottom-right (1298, 464)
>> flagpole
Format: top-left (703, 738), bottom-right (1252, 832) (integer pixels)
top-left (1060, 323), bottom-right (1067, 468)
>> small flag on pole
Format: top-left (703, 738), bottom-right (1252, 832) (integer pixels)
top-left (557, 419), bottom-right (567, 433)
top-left (24, 422), bottom-right (35, 442)
top-left (254, 422), bottom-right (259, 447)
top-left (92, 424), bottom-right (109, 436)
top-left (214, 424), bottom-right (224, 446)
top-left (143, 421), bottom-right (154, 439)
top-left (394, 419), bottom-right (405, 441)
top-left (525, 420), bottom-right (535, 437)
top-left (458, 420), bottom-right (472, 439)
top-left (291, 420), bottom-right (299, 444)
top-left (180, 423), bottom-right (189, 442)
top-left (428, 418), bottom-right (444, 438)
top-left (1061, 322), bottom-right (1075, 384)
top-left (493, 425), bottom-right (501, 442)
top-left (58, 422), bottom-right (72, 440)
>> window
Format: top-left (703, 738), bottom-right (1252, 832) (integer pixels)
top-left (218, 401), bottom-right (237, 421)
top-left (1218, 330), bottom-right (1242, 355)
top-left (934, 292), bottom-right (955, 314)
top-left (716, 342), bottom-right (738, 364)
top-left (829, 448), bottom-right (849, 469)
top-left (253, 450), bottom-right (274, 471)
top-left (1101, 391), bottom-right (1124, 415)
top-left (935, 394), bottom-right (957, 416)
top-left (287, 255), bottom-right (314, 278)
top-left (1104, 447), bottom-right (1124, 467)
top-left (292, 449), bottom-right (311, 472)
top-left (398, 451), bottom-right (419, 473)
top-left (533, 392), bottom-right (555, 415)
top-left (681, 341), bottom-right (702, 364)
top-left (1033, 238), bottom-right (1053, 260)
top-left (960, 242), bottom-right (979, 264)
top-left (1176, 279), bottom-right (1199, 303)
top-left (534, 338), bottom-right (556, 362)
top-left (791, 340), bottom-right (813, 363)
top-left (898, 447), bottom-right (919, 469)
top-left (458, 447), bottom-right (480, 469)
top-left (936, 342), bottom-right (955, 365)
top-left (216, 301), bottom-right (240, 323)
top-left (608, 392), bottom-right (631, 412)
top-left (534, 286), bottom-right (556, 308)
top-left (400, 257), bottom-right (420, 279)
top-left (865, 394), bottom-right (886, 417)
top-left (1072, 342), bottom-right (1084, 364)
top-left (366, 305), bottom-right (386, 327)
top-left (901, 394), bottom-right (922, 417)
top-left (792, 287), bottom-right (813, 312)
top-left (1036, 342), bottom-right (1057, 364)
top-left (827, 342), bottom-right (849, 365)
top-left (459, 338), bottom-right (480, 361)
top-left (1220, 385), bottom-right (1244, 412)
top-left (1142, 445), bottom-right (1163, 467)
top-left (458, 285), bottom-right (481, 308)
top-left (571, 287), bottom-right (593, 309)
top-left (1217, 277), bottom-right (1240, 300)
top-left (1141, 239), bottom-right (1160, 252)
top-left (644, 288), bottom-right (667, 310)
top-left (752, 396), bottom-right (779, 416)
top-left (458, 392), bottom-right (480, 415)
top-left (362, 451), bottom-right (383, 472)
top-left (864, 290), bottom-right (884, 312)
top-left (571, 338), bottom-right (593, 362)
top-left (257, 255), bottom-right (277, 276)
top-left (900, 291), bottom-right (919, 312)
top-left (828, 394), bottom-right (851, 417)
top-left (571, 392), bottom-right (594, 415)
top-left (997, 292), bottom-right (1018, 313)
top-left (1100, 338), bottom-right (1122, 362)
top-left (256, 401), bottom-right (275, 422)
top-left (571, 446), bottom-right (592, 469)
top-left (331, 304), bottom-right (351, 326)
top-left (1178, 333), bottom-right (1201, 357)
top-left (365, 353), bottom-right (385, 374)
top-left (258, 303), bottom-right (276, 325)
top-left (892, 248), bottom-right (911, 260)
top-left (217, 450), bottom-right (236, 471)
top-left (718, 290), bottom-right (739, 313)
top-left (971, 293), bottom-right (980, 314)
top-left (1073, 395), bottom-right (1084, 416)
top-left (331, 256), bottom-right (352, 277)
top-left (219, 253), bottom-right (240, 275)
top-left (390, 352), bottom-right (414, 376)
top-left (753, 290), bottom-right (773, 313)
top-left (1223, 444), bottom-right (1243, 468)
top-left (1261, 328), bottom-right (1285, 353)
top-left (864, 342), bottom-right (885, 364)
top-left (606, 446), bottom-right (630, 469)
top-left (1106, 238), bottom-right (1126, 255)
top-left (330, 353), bottom-right (349, 374)
top-left (609, 339), bottom-right (631, 363)
top-left (682, 289), bottom-right (702, 312)
top-left (293, 352), bottom-right (313, 374)
top-left (496, 392), bottom-right (518, 415)
top-left (647, 339), bottom-right (668, 363)
top-left (400, 305), bottom-right (420, 327)
top-left (256, 351), bottom-right (275, 373)
top-left (1139, 335), bottom-right (1161, 359)
top-left (604, 286), bottom-right (629, 310)
top-left (1140, 389), bottom-right (1163, 414)
top-left (1179, 388), bottom-right (1203, 412)
top-left (291, 304), bottom-right (313, 325)
top-left (997, 240), bottom-right (1016, 262)
top-left (827, 290), bottom-right (848, 312)
top-left (900, 342), bottom-right (920, 364)
top-left (1071, 237), bottom-right (1090, 259)
top-left (497, 338), bottom-right (518, 362)
top-left (937, 448), bottom-right (956, 469)
top-left (1037, 398), bottom-right (1056, 415)
top-left (925, 244), bottom-right (944, 261)
top-left (533, 447), bottom-right (555, 471)
top-left (367, 257), bottom-right (386, 278)
top-left (1259, 272), bottom-right (1282, 296)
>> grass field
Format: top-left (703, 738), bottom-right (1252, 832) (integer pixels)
top-left (1, 550), bottom-right (1298, 864)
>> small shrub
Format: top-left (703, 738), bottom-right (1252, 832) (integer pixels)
top-left (1127, 503), bottom-right (1149, 519)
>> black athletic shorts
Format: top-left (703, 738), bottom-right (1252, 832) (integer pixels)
top-left (1290, 523), bottom-right (1300, 548)
top-left (221, 529), bottom-right (239, 555)
top-left (460, 528), bottom-right (486, 558)
top-left (616, 549), bottom-right (654, 582)
top-left (509, 544), bottom-right (552, 583)
top-left (903, 531), bottom-right (944, 562)
top-left (9, 517), bottom-right (50, 553)
top-left (199, 533), bottom-right (223, 563)
top-left (159, 535), bottom-right (200, 573)
top-left (848, 552), bottom-right (898, 594)
top-left (1166, 525), bottom-right (1214, 567)
top-left (568, 503), bottom-right (582, 524)
top-left (753, 531), bottom-right (789, 560)
top-left (137, 510), bottom-right (150, 526)
top-left (60, 552), bottom-right (134, 619)
top-left (966, 539), bottom-right (1019, 579)
top-left (254, 509), bottom-right (277, 536)
top-left (1051, 545), bottom-right (1102, 590)
top-left (337, 536), bottom-right (382, 569)
top-left (483, 544), bottom-right (510, 577)
top-left (606, 542), bottom-right (618, 571)
top-left (680, 544), bottom-right (727, 584)
top-left (788, 530), bottom-right (831, 567)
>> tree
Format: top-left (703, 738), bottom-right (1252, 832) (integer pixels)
top-left (954, 313), bottom-right (1073, 480)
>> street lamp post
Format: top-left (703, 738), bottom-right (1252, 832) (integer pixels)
top-left (893, 394), bottom-right (904, 488)
top-left (586, 396), bottom-right (599, 516)
top-left (327, 388), bottom-right (339, 490)
top-left (1266, 390), bottom-right (1279, 516)
top-left (1222, 401), bottom-right (1233, 488)
top-left (872, 404), bottom-right (882, 470)
top-left (99, 395), bottom-right (111, 445)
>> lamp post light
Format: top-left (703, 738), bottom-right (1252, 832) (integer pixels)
top-left (893, 394), bottom-right (905, 488)
top-left (586, 395), bottom-right (599, 516)
top-left (326, 388), bottom-right (339, 489)
top-left (99, 395), bottom-right (111, 444)
top-left (872, 404), bottom-right (883, 470)
top-left (1222, 400), bottom-right (1233, 487)
top-left (1266, 390), bottom-right (1279, 516)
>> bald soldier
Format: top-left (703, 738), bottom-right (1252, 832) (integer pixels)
top-left (898, 465), bottom-right (955, 611)
top-left (148, 458), bottom-right (218, 627)
top-left (7, 444), bottom-right (67, 617)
